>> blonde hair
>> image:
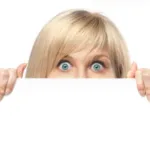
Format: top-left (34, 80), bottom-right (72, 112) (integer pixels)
top-left (26, 9), bottom-right (131, 78)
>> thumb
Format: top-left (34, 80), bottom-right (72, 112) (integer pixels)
top-left (127, 62), bottom-right (138, 78)
top-left (16, 63), bottom-right (27, 78)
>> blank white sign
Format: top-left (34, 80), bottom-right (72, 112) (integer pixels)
top-left (0, 79), bottom-right (150, 150)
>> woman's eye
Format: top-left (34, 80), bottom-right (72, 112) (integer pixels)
top-left (58, 61), bottom-right (72, 71)
top-left (91, 62), bottom-right (104, 72)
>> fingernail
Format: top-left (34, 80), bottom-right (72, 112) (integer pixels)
top-left (136, 70), bottom-right (143, 84)
top-left (139, 91), bottom-right (145, 97)
top-left (5, 89), bottom-right (10, 95)
top-left (0, 95), bottom-right (3, 101)
top-left (147, 95), bottom-right (150, 101)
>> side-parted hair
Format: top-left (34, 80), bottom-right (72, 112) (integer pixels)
top-left (26, 9), bottom-right (131, 78)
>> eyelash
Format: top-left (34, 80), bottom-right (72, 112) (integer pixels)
top-left (90, 60), bottom-right (106, 68)
top-left (57, 59), bottom-right (72, 67)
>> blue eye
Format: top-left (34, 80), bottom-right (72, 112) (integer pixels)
top-left (59, 61), bottom-right (72, 71)
top-left (91, 62), bottom-right (104, 72)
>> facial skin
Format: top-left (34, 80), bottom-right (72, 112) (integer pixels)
top-left (48, 49), bottom-right (116, 78)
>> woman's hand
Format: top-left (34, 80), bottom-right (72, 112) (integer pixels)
top-left (0, 63), bottom-right (26, 101)
top-left (127, 62), bottom-right (150, 101)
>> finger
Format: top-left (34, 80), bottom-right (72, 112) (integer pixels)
top-left (142, 70), bottom-right (150, 101)
top-left (5, 69), bottom-right (17, 95)
top-left (127, 62), bottom-right (138, 78)
top-left (0, 95), bottom-right (3, 101)
top-left (135, 70), bottom-right (146, 97)
top-left (17, 63), bottom-right (27, 78)
top-left (0, 69), bottom-right (9, 100)
top-left (127, 71), bottom-right (134, 78)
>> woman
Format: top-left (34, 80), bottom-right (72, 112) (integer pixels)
top-left (0, 9), bottom-right (149, 101)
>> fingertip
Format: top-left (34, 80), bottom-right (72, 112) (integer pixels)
top-left (147, 95), bottom-right (150, 101)
top-left (127, 71), bottom-right (131, 78)
top-left (0, 95), bottom-right (3, 101)
top-left (17, 63), bottom-right (27, 78)
top-left (131, 61), bottom-right (138, 72)
top-left (127, 62), bottom-right (138, 78)
top-left (127, 71), bottom-right (134, 78)
top-left (5, 88), bottom-right (11, 95)
top-left (135, 70), bottom-right (143, 84)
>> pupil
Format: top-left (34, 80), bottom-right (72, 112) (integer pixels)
top-left (94, 64), bottom-right (100, 70)
top-left (62, 64), bottom-right (68, 70)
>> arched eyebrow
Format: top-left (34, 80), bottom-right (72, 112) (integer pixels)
top-left (61, 55), bottom-right (74, 61)
top-left (92, 54), bottom-right (110, 60)
top-left (88, 54), bottom-right (110, 63)
top-left (63, 55), bottom-right (72, 58)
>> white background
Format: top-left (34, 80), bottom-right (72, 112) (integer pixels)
top-left (0, 0), bottom-right (150, 69)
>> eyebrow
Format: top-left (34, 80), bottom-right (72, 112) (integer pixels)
top-left (91, 54), bottom-right (110, 60)
top-left (62, 55), bottom-right (74, 60)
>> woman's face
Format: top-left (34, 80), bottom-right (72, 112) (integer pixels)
top-left (48, 49), bottom-right (116, 78)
